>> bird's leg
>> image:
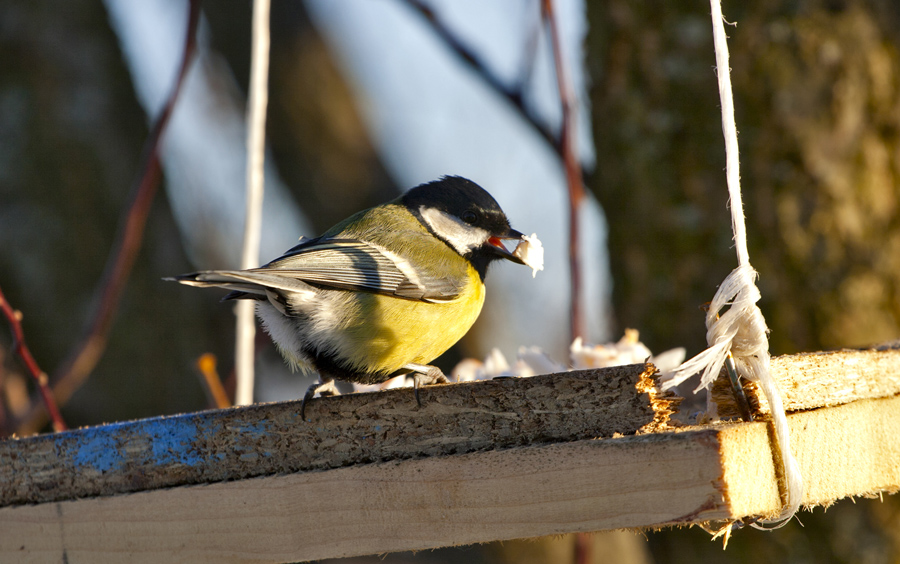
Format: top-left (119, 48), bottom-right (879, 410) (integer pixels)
top-left (300, 377), bottom-right (339, 421)
top-left (404, 363), bottom-right (449, 407)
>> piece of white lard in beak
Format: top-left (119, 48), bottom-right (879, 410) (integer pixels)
top-left (513, 233), bottom-right (544, 278)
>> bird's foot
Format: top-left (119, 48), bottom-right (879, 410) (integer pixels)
top-left (300, 378), bottom-right (340, 421)
top-left (404, 364), bottom-right (449, 407)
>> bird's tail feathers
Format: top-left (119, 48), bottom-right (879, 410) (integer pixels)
top-left (166, 270), bottom-right (312, 298)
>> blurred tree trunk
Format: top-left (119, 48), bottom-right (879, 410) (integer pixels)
top-left (588, 0), bottom-right (900, 357)
top-left (587, 0), bottom-right (900, 561)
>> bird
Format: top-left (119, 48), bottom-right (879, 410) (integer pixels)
top-left (171, 176), bottom-right (531, 418)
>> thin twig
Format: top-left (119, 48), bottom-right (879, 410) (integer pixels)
top-left (514, 12), bottom-right (542, 97)
top-left (195, 353), bottom-right (232, 409)
top-left (0, 354), bottom-right (8, 435)
top-left (404, 0), bottom-right (587, 340)
top-left (235, 0), bottom-right (271, 406)
top-left (16, 0), bottom-right (202, 435)
top-left (542, 0), bottom-right (585, 341)
top-left (403, 0), bottom-right (559, 154)
top-left (574, 532), bottom-right (593, 564)
top-left (0, 285), bottom-right (66, 432)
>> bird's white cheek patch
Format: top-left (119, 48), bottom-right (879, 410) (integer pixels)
top-left (418, 206), bottom-right (489, 255)
top-left (513, 233), bottom-right (544, 277)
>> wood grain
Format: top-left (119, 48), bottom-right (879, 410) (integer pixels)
top-left (0, 431), bottom-right (728, 563)
top-left (0, 364), bottom-right (676, 506)
top-left (712, 345), bottom-right (900, 417)
top-left (3, 394), bottom-right (898, 563)
top-left (4, 347), bottom-right (899, 562)
top-left (719, 394), bottom-right (900, 518)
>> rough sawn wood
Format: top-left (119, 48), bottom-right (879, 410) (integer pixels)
top-left (0, 363), bottom-right (675, 506)
top-left (711, 344), bottom-right (900, 417)
top-left (2, 394), bottom-right (898, 563)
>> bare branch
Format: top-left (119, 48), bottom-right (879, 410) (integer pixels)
top-left (235, 0), bottom-right (272, 406)
top-left (403, 0), bottom-right (588, 341)
top-left (195, 353), bottom-right (232, 410)
top-left (402, 0), bottom-right (559, 153)
top-left (16, 0), bottom-right (202, 435)
top-left (542, 0), bottom-right (586, 341)
top-left (0, 286), bottom-right (66, 432)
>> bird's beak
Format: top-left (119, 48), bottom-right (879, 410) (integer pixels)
top-left (486, 228), bottom-right (526, 264)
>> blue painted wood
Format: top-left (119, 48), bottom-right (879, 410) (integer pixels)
top-left (0, 365), bottom-right (660, 507)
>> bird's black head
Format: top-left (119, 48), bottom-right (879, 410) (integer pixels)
top-left (402, 176), bottom-right (525, 280)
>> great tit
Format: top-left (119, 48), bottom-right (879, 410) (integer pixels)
top-left (172, 176), bottom-right (530, 415)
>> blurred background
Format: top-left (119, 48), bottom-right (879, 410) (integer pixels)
top-left (2, 0), bottom-right (900, 562)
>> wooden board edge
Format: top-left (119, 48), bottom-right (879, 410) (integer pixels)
top-left (0, 432), bottom-right (730, 563)
top-left (3, 395), bottom-right (898, 562)
top-left (718, 393), bottom-right (900, 519)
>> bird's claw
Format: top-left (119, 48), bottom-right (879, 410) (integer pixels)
top-left (406, 364), bottom-right (449, 407)
top-left (300, 379), bottom-right (339, 421)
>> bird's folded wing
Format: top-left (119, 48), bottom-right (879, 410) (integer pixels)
top-left (260, 239), bottom-right (460, 302)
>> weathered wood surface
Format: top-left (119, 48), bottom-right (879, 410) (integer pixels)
top-left (3, 393), bottom-right (898, 564)
top-left (712, 344), bottom-right (900, 418)
top-left (0, 364), bottom-right (675, 506)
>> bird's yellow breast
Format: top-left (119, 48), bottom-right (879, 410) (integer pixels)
top-left (338, 262), bottom-right (485, 377)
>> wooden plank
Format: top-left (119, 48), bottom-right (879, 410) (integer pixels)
top-left (0, 364), bottom-right (676, 506)
top-left (2, 394), bottom-right (898, 564)
top-left (719, 393), bottom-right (900, 518)
top-left (0, 431), bottom-right (728, 564)
top-left (712, 344), bottom-right (900, 417)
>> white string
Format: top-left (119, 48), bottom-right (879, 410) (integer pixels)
top-left (235, 0), bottom-right (271, 406)
top-left (661, 0), bottom-right (803, 527)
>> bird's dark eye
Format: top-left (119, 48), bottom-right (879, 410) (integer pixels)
top-left (462, 210), bottom-right (478, 225)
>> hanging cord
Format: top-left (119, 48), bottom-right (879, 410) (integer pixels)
top-left (661, 0), bottom-right (803, 528)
